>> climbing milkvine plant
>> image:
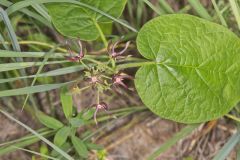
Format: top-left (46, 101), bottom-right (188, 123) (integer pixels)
top-left (47, 1), bottom-right (240, 124)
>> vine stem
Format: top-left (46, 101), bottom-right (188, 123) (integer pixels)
top-left (69, 85), bottom-right (90, 95)
top-left (93, 19), bottom-right (108, 48)
top-left (84, 57), bottom-right (114, 72)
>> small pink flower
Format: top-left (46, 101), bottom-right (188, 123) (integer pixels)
top-left (65, 39), bottom-right (84, 62)
top-left (93, 102), bottom-right (109, 125)
top-left (86, 75), bottom-right (104, 87)
top-left (112, 72), bottom-right (133, 90)
top-left (107, 40), bottom-right (130, 58)
top-left (90, 76), bottom-right (99, 84)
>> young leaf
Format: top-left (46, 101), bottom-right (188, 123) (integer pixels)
top-left (60, 86), bottom-right (73, 119)
top-left (46, 0), bottom-right (127, 40)
top-left (40, 143), bottom-right (49, 159)
top-left (54, 126), bottom-right (71, 147)
top-left (135, 14), bottom-right (240, 123)
top-left (71, 136), bottom-right (88, 158)
top-left (37, 111), bottom-right (64, 130)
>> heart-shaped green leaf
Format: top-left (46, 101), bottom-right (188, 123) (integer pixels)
top-left (135, 14), bottom-right (240, 123)
top-left (47, 0), bottom-right (127, 40)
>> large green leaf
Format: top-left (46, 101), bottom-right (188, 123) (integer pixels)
top-left (47, 0), bottom-right (127, 40)
top-left (135, 14), bottom-right (240, 123)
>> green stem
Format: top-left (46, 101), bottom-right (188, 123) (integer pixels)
top-left (69, 85), bottom-right (90, 95)
top-left (97, 89), bottom-right (100, 104)
top-left (85, 57), bottom-right (114, 72)
top-left (111, 58), bottom-right (116, 70)
top-left (93, 19), bottom-right (108, 48)
top-left (80, 60), bottom-right (90, 70)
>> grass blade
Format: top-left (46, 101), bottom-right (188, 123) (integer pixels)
top-left (147, 124), bottom-right (200, 160)
top-left (0, 33), bottom-right (10, 50)
top-left (0, 0), bottom-right (11, 6)
top-left (31, 3), bottom-right (51, 22)
top-left (137, 0), bottom-right (144, 28)
top-left (0, 7), bottom-right (20, 52)
top-left (188, 0), bottom-right (212, 20)
top-left (0, 110), bottom-right (74, 160)
top-left (229, 0), bottom-right (240, 30)
top-left (0, 49), bottom-right (64, 58)
top-left (0, 135), bottom-right (44, 156)
top-left (0, 64), bottom-right (88, 84)
top-left (158, 0), bottom-right (174, 13)
top-left (13, 146), bottom-right (58, 160)
top-left (0, 49), bottom-right (108, 59)
top-left (211, 0), bottom-right (228, 27)
top-left (0, 128), bottom-right (51, 147)
top-left (0, 81), bottom-right (73, 97)
top-left (0, 60), bottom-right (68, 72)
top-left (0, 130), bottom-right (53, 155)
top-left (22, 47), bottom-right (57, 109)
top-left (0, 0), bottom-right (51, 27)
top-left (142, 0), bottom-right (161, 15)
top-left (213, 131), bottom-right (240, 160)
top-left (0, 6), bottom-right (38, 109)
